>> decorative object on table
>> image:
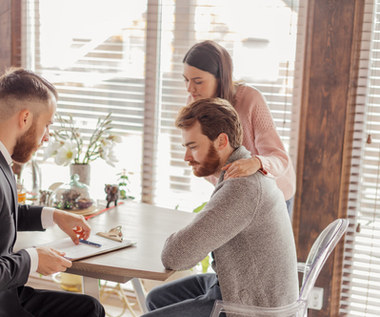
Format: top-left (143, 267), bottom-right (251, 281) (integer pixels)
top-left (12, 157), bottom-right (42, 204)
top-left (49, 174), bottom-right (97, 216)
top-left (105, 184), bottom-right (119, 208)
top-left (39, 189), bottom-right (53, 206)
top-left (21, 157), bottom-right (42, 202)
top-left (84, 201), bottom-right (124, 220)
top-left (70, 163), bottom-right (91, 186)
top-left (43, 112), bottom-right (121, 184)
top-left (117, 169), bottom-right (135, 200)
top-left (97, 225), bottom-right (123, 242)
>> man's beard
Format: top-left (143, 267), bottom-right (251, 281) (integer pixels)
top-left (189, 143), bottom-right (220, 177)
top-left (12, 124), bottom-right (38, 163)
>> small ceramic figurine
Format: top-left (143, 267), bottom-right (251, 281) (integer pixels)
top-left (105, 184), bottom-right (119, 208)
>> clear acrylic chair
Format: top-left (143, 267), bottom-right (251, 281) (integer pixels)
top-left (210, 218), bottom-right (349, 317)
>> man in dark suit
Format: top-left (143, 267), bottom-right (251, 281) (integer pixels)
top-left (0, 68), bottom-right (105, 317)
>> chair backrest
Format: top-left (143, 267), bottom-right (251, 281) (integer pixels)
top-left (298, 218), bottom-right (349, 303)
top-left (210, 218), bottom-right (349, 317)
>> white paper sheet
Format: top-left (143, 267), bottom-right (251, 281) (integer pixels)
top-left (36, 235), bottom-right (135, 261)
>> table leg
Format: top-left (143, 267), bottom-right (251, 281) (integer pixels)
top-left (82, 276), bottom-right (100, 300)
top-left (131, 278), bottom-right (148, 313)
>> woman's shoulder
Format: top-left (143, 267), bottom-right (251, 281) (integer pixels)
top-left (234, 84), bottom-right (266, 105)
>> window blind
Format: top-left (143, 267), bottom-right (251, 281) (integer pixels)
top-left (22, 0), bottom-right (148, 198)
top-left (22, 0), bottom-right (304, 211)
top-left (153, 0), bottom-right (305, 210)
top-left (340, 1), bottom-right (380, 316)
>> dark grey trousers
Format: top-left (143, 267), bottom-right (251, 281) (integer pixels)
top-left (143, 273), bottom-right (222, 317)
top-left (18, 286), bottom-right (105, 317)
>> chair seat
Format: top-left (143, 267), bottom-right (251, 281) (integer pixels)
top-left (210, 218), bottom-right (349, 317)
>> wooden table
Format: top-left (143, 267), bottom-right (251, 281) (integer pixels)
top-left (15, 201), bottom-right (195, 313)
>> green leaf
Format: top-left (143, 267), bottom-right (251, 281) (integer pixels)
top-left (200, 255), bottom-right (210, 273)
top-left (193, 202), bottom-right (207, 213)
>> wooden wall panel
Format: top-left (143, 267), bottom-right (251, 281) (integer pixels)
top-left (11, 0), bottom-right (21, 67)
top-left (293, 0), bottom-right (364, 316)
top-left (0, 0), bottom-right (11, 71)
top-left (0, 0), bottom-right (21, 71)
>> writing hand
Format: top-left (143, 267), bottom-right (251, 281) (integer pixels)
top-left (36, 247), bottom-right (72, 275)
top-left (222, 157), bottom-right (262, 180)
top-left (53, 209), bottom-right (91, 244)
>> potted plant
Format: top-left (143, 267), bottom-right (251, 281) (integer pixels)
top-left (43, 113), bottom-right (121, 185)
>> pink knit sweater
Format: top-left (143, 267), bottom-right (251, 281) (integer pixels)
top-left (233, 85), bottom-right (296, 200)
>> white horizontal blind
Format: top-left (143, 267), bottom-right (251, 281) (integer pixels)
top-left (22, 0), bottom-right (148, 198)
top-left (154, 0), bottom-right (304, 210)
top-left (22, 0), bottom-right (304, 210)
top-left (340, 1), bottom-right (380, 316)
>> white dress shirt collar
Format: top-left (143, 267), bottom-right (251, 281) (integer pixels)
top-left (0, 140), bottom-right (12, 166)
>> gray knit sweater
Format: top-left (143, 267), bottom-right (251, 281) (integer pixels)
top-left (161, 146), bottom-right (299, 307)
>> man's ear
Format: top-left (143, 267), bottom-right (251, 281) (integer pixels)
top-left (18, 109), bottom-right (33, 131)
top-left (215, 133), bottom-right (229, 150)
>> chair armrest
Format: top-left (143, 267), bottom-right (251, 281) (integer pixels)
top-left (210, 300), bottom-right (307, 317)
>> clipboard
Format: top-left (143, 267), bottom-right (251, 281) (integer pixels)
top-left (37, 235), bottom-right (136, 261)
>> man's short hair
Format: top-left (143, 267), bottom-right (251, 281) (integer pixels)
top-left (175, 97), bottom-right (243, 149)
top-left (0, 67), bottom-right (58, 120)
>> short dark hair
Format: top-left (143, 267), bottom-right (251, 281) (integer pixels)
top-left (183, 40), bottom-right (235, 105)
top-left (0, 67), bottom-right (58, 100)
top-left (175, 97), bottom-right (242, 149)
top-left (0, 67), bottom-right (58, 120)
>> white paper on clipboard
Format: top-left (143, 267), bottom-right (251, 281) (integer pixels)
top-left (36, 235), bottom-right (136, 261)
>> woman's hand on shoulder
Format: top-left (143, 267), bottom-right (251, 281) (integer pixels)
top-left (222, 157), bottom-right (262, 180)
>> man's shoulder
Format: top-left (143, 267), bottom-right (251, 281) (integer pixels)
top-left (216, 173), bottom-right (279, 199)
top-left (217, 173), bottom-right (270, 192)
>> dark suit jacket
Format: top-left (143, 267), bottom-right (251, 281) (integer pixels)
top-left (0, 152), bottom-right (44, 316)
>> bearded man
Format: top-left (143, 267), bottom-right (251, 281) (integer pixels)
top-left (0, 68), bottom-right (105, 317)
top-left (143, 98), bottom-right (299, 317)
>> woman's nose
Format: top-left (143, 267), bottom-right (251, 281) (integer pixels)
top-left (186, 81), bottom-right (195, 93)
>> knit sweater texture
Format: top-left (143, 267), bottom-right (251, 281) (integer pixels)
top-left (161, 146), bottom-right (299, 307)
top-left (234, 85), bottom-right (296, 200)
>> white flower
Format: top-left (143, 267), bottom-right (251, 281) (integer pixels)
top-left (99, 145), bottom-right (118, 167)
top-left (108, 134), bottom-right (122, 143)
top-left (43, 140), bottom-right (62, 160)
top-left (101, 138), bottom-right (113, 149)
top-left (55, 141), bottom-right (77, 166)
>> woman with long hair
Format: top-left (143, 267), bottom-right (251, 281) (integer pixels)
top-left (182, 40), bottom-right (296, 216)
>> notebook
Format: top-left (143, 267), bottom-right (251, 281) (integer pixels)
top-left (36, 235), bottom-right (135, 261)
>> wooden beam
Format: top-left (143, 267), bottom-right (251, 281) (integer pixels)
top-left (0, 0), bottom-right (11, 71)
top-left (11, 0), bottom-right (22, 67)
top-left (293, 1), bottom-right (364, 316)
top-left (0, 0), bottom-right (22, 71)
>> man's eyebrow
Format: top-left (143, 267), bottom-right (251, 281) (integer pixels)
top-left (183, 141), bottom-right (196, 147)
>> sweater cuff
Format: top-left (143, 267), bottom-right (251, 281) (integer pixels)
top-left (255, 156), bottom-right (267, 175)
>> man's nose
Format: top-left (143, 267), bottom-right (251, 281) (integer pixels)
top-left (184, 148), bottom-right (192, 162)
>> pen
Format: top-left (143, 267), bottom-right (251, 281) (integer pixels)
top-left (79, 239), bottom-right (102, 248)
